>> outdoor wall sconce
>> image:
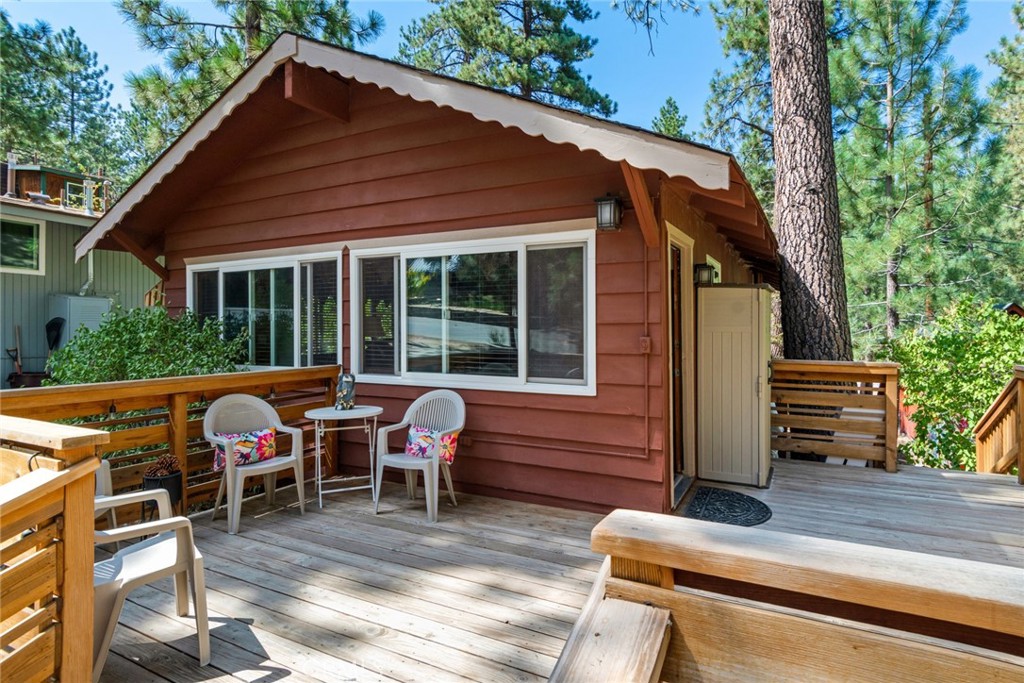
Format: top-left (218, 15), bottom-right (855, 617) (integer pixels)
top-left (595, 195), bottom-right (622, 231)
top-left (694, 263), bottom-right (716, 285)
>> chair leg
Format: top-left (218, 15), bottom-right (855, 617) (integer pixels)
top-left (374, 458), bottom-right (385, 514)
top-left (441, 462), bottom-right (458, 507)
top-left (229, 470), bottom-right (244, 535)
top-left (212, 475), bottom-right (226, 521)
top-left (293, 461), bottom-right (305, 515)
top-left (264, 472), bottom-right (277, 506)
top-left (174, 570), bottom-right (188, 616)
top-left (425, 464), bottom-right (438, 523)
top-left (190, 556), bottom-right (211, 666)
top-left (405, 470), bottom-right (417, 499)
top-left (92, 592), bottom-right (128, 683)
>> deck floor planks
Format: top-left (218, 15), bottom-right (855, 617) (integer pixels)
top-left (108, 461), bottom-right (1021, 681)
top-left (198, 526), bottom-right (575, 647)
top-left (233, 523), bottom-right (581, 634)
top-left (193, 534), bottom-right (563, 673)
top-left (704, 460), bottom-right (1024, 568)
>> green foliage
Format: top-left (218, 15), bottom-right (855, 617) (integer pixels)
top-left (398, 0), bottom-right (616, 117)
top-left (651, 96), bottom-right (687, 139)
top-left (883, 299), bottom-right (1024, 470)
top-left (118, 0), bottom-right (384, 169)
top-left (46, 306), bottom-right (248, 385)
top-left (1, 13), bottom-right (129, 187)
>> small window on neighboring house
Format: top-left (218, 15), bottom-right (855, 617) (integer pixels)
top-left (0, 218), bottom-right (44, 275)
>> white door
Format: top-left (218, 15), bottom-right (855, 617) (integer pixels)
top-left (697, 286), bottom-right (768, 486)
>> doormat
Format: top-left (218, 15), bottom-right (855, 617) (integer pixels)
top-left (683, 486), bottom-right (772, 527)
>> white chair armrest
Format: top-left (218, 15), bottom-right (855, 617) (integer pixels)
top-left (377, 421), bottom-right (410, 454)
top-left (94, 515), bottom-right (192, 545)
top-left (95, 488), bottom-right (172, 519)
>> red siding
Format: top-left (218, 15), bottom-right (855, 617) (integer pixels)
top-left (161, 77), bottom-right (687, 512)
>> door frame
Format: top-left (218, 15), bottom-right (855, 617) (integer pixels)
top-left (666, 223), bottom-right (696, 508)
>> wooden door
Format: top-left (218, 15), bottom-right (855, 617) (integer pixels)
top-left (667, 228), bottom-right (695, 507)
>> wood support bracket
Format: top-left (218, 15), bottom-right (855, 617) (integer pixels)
top-left (284, 60), bottom-right (350, 122)
top-left (109, 230), bottom-right (169, 281)
top-left (620, 161), bottom-right (660, 248)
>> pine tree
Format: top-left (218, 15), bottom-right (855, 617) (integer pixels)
top-left (1, 11), bottom-right (55, 156)
top-left (768, 0), bottom-right (852, 360)
top-left (987, 1), bottom-right (1024, 251)
top-left (831, 0), bottom-right (1007, 354)
top-left (701, 0), bottom-right (775, 216)
top-left (398, 0), bottom-right (616, 117)
top-left (652, 97), bottom-right (687, 138)
top-left (118, 0), bottom-right (384, 166)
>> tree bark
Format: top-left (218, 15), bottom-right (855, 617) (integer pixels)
top-left (768, 0), bottom-right (853, 360)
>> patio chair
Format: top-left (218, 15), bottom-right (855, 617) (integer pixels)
top-left (374, 389), bottom-right (465, 522)
top-left (94, 459), bottom-right (119, 550)
top-left (93, 488), bottom-right (210, 682)
top-left (203, 394), bottom-right (305, 535)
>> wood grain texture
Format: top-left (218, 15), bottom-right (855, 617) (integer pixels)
top-left (606, 578), bottom-right (1024, 682)
top-left (592, 509), bottom-right (1024, 638)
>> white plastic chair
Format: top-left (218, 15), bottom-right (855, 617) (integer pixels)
top-left (374, 390), bottom-right (465, 522)
top-left (204, 394), bottom-right (306, 535)
top-left (94, 459), bottom-right (117, 532)
top-left (93, 488), bottom-right (210, 682)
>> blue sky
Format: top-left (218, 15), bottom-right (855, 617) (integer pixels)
top-left (2, 0), bottom-right (1013, 134)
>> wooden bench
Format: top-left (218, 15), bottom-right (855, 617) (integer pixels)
top-left (553, 510), bottom-right (1024, 682)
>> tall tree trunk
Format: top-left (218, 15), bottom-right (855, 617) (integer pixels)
top-left (884, 67), bottom-right (900, 338)
top-left (768, 0), bottom-right (853, 360)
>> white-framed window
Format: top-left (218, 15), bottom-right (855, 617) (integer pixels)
top-left (350, 229), bottom-right (596, 395)
top-left (187, 252), bottom-right (340, 368)
top-left (0, 217), bottom-right (45, 275)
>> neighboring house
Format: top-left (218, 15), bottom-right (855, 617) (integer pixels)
top-left (76, 34), bottom-right (779, 513)
top-left (1, 161), bottom-right (158, 383)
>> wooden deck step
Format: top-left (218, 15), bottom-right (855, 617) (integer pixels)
top-left (549, 597), bottom-right (671, 683)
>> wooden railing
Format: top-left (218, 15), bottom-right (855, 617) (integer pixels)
top-left (0, 367), bottom-right (339, 523)
top-left (552, 509), bottom-right (1024, 681)
top-left (770, 360), bottom-right (899, 472)
top-left (974, 365), bottom-right (1024, 484)
top-left (1, 416), bottom-right (106, 682)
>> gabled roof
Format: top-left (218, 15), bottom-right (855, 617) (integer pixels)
top-left (77, 33), bottom-right (775, 273)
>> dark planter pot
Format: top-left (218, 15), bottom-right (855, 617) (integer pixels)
top-left (7, 372), bottom-right (49, 388)
top-left (142, 472), bottom-right (183, 517)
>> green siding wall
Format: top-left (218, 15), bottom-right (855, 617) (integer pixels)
top-left (0, 219), bottom-right (158, 381)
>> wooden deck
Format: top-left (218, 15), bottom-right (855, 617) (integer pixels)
top-left (696, 459), bottom-right (1024, 569)
top-left (100, 460), bottom-right (1022, 681)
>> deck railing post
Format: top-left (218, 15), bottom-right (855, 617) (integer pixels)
top-left (61, 448), bottom-right (99, 680)
top-left (885, 368), bottom-right (899, 473)
top-left (169, 392), bottom-right (189, 513)
top-left (1016, 376), bottom-right (1023, 486)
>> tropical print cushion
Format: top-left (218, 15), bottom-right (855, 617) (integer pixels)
top-left (213, 427), bottom-right (277, 471)
top-left (405, 424), bottom-right (458, 464)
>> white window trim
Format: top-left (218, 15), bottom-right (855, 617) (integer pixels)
top-left (0, 217), bottom-right (45, 276)
top-left (186, 250), bottom-right (342, 370)
top-left (350, 228), bottom-right (597, 397)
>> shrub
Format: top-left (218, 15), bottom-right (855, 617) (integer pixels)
top-left (47, 305), bottom-right (247, 384)
top-left (883, 298), bottom-right (1024, 470)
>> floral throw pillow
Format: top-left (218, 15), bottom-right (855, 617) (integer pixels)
top-left (213, 427), bottom-right (277, 471)
top-left (405, 424), bottom-right (459, 464)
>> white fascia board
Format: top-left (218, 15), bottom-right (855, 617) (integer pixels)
top-left (74, 36), bottom-right (301, 262)
top-left (294, 38), bottom-right (730, 191)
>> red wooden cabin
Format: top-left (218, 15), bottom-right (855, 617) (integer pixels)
top-left (77, 34), bottom-right (778, 514)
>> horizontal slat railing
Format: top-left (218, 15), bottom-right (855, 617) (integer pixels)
top-left (0, 367), bottom-right (340, 522)
top-left (565, 509), bottom-right (1024, 681)
top-left (0, 416), bottom-right (106, 682)
top-left (974, 366), bottom-right (1024, 485)
top-left (770, 360), bottom-right (899, 472)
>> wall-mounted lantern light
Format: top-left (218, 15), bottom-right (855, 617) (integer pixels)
top-left (595, 195), bottom-right (622, 231)
top-left (694, 263), bottom-right (716, 285)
